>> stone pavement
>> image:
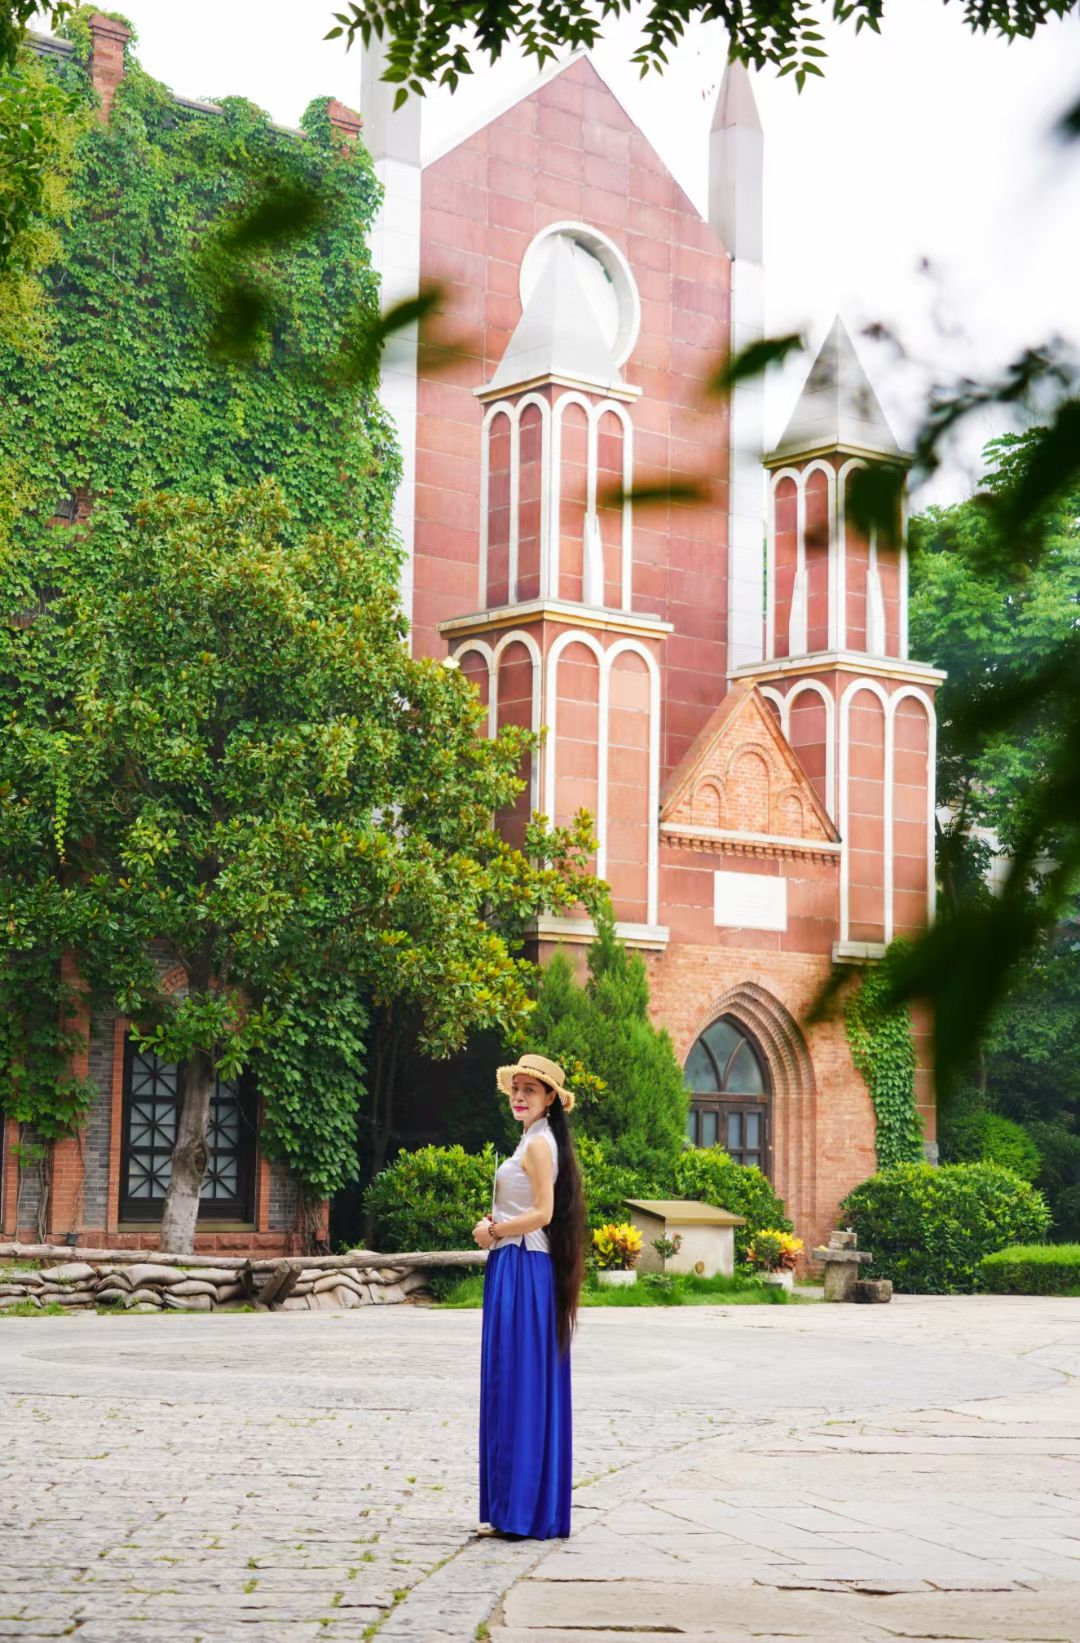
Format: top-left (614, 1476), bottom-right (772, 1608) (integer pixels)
top-left (0, 1296), bottom-right (1078, 1642)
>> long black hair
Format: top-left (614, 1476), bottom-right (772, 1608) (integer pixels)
top-left (544, 1095), bottom-right (586, 1356)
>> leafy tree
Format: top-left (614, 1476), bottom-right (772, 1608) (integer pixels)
top-left (910, 436), bottom-right (1080, 1231)
top-left (910, 432), bottom-right (1080, 862)
top-left (0, 482), bottom-right (596, 1252)
top-left (325, 0), bottom-right (1074, 97)
top-left (520, 903), bottom-right (689, 1176)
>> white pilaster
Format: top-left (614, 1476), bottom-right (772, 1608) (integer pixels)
top-left (361, 44), bottom-right (422, 637)
top-left (709, 62), bottom-right (766, 674)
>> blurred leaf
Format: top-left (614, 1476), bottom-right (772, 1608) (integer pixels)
top-left (1054, 92), bottom-right (1080, 142)
top-left (599, 478), bottom-right (713, 509)
top-left (220, 180), bottom-right (326, 253)
top-left (321, 288), bottom-right (444, 390)
top-left (707, 333), bottom-right (804, 396)
top-left (846, 462), bottom-right (904, 548)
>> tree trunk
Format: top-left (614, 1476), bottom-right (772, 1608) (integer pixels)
top-left (362, 1010), bottom-right (404, 1246)
top-left (159, 1047), bottom-right (215, 1255)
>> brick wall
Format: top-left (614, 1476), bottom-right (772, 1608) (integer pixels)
top-left (413, 55), bottom-right (733, 779)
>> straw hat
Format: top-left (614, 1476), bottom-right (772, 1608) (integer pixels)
top-left (496, 1053), bottom-right (576, 1113)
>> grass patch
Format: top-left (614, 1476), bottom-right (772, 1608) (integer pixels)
top-left (432, 1270), bottom-right (797, 1309)
top-left (0, 1300), bottom-right (66, 1318)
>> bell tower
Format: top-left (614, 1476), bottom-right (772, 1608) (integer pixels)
top-left (731, 319), bottom-right (945, 958)
top-left (440, 224), bottom-right (671, 945)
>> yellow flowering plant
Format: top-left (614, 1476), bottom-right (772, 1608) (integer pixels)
top-left (592, 1222), bottom-right (643, 1271)
top-left (746, 1229), bottom-right (803, 1273)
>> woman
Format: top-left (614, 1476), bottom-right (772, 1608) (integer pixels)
top-left (472, 1052), bottom-right (586, 1540)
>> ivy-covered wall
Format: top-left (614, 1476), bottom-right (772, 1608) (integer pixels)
top-left (844, 948), bottom-right (925, 1170)
top-left (0, 16), bottom-right (400, 1226)
top-left (0, 17), bottom-right (399, 567)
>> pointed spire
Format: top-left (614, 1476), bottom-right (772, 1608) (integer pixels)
top-left (708, 58), bottom-right (763, 262)
top-left (486, 235), bottom-right (625, 394)
top-left (771, 317), bottom-right (904, 462)
top-left (712, 57), bottom-right (762, 135)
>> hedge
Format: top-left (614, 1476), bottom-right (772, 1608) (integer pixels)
top-left (365, 1137), bottom-right (792, 1264)
top-left (840, 1163), bottom-right (1051, 1293)
top-left (980, 1244), bottom-right (1080, 1295)
top-left (364, 1144), bottom-right (497, 1252)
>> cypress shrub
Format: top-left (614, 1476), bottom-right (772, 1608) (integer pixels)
top-left (521, 904), bottom-right (689, 1176)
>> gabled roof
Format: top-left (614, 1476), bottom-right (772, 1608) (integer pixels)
top-left (769, 317), bottom-right (904, 464)
top-left (485, 233), bottom-right (625, 395)
top-left (660, 682), bottom-right (839, 844)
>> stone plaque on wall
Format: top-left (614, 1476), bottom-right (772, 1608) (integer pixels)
top-left (713, 870), bottom-right (787, 932)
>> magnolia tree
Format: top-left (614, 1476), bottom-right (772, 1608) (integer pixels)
top-left (0, 482), bottom-right (596, 1253)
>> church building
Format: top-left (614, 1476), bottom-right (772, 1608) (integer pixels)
top-left (1, 19), bottom-right (942, 1255)
top-left (361, 42), bottom-right (944, 1250)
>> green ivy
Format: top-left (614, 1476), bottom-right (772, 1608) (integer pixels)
top-left (844, 947), bottom-right (925, 1169)
top-left (0, 13), bottom-right (398, 577)
top-left (0, 15), bottom-right (398, 1172)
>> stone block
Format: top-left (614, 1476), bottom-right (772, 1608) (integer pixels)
top-left (822, 1262), bottom-right (859, 1302)
top-left (853, 1278), bottom-right (893, 1303)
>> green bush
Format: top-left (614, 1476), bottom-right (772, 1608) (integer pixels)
top-left (672, 1146), bottom-right (792, 1265)
top-left (940, 1109), bottom-right (1041, 1182)
top-left (364, 1133), bottom-right (794, 1269)
top-left (364, 1143), bottom-right (496, 1252)
top-left (840, 1163), bottom-right (1051, 1293)
top-left (576, 1134), bottom-right (663, 1226)
top-left (980, 1244), bottom-right (1080, 1295)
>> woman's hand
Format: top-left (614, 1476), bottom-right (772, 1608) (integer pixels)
top-left (472, 1218), bottom-right (496, 1250)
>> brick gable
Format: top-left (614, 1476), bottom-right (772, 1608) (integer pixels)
top-left (660, 682), bottom-right (839, 846)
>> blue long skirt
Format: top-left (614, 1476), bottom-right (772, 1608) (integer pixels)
top-left (479, 1242), bottom-right (572, 1539)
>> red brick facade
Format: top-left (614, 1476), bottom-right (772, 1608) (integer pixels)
top-left (407, 58), bottom-right (944, 1254)
top-left (2, 43), bottom-right (942, 1258)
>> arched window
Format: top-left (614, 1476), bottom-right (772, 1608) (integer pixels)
top-left (684, 1016), bottom-right (771, 1173)
top-left (120, 1040), bottom-right (257, 1223)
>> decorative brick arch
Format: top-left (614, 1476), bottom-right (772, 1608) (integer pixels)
top-left (687, 982), bottom-right (817, 1237)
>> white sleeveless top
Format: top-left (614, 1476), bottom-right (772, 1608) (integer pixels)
top-left (493, 1116), bottom-right (559, 1253)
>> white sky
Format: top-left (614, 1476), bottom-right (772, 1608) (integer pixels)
top-left (85, 1), bottom-right (1080, 503)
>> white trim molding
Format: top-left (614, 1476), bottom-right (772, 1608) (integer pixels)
top-left (838, 677), bottom-right (893, 947)
top-left (440, 600), bottom-right (672, 643)
top-left (542, 631), bottom-right (662, 929)
top-left (534, 915), bottom-right (670, 951)
top-left (781, 677), bottom-right (837, 820)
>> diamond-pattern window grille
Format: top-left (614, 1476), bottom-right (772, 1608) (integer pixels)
top-left (120, 1044), bottom-right (255, 1221)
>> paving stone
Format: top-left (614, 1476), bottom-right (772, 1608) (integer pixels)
top-left (3, 1296), bottom-right (1080, 1641)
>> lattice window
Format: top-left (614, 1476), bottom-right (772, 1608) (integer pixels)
top-left (120, 1042), bottom-right (256, 1222)
top-left (684, 1015), bottom-right (771, 1174)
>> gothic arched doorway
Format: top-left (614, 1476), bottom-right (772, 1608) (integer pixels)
top-left (684, 1015), bottom-right (771, 1173)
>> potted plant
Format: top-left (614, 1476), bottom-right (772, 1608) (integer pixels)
top-left (592, 1223), bottom-right (643, 1286)
top-left (746, 1229), bottom-right (803, 1290)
